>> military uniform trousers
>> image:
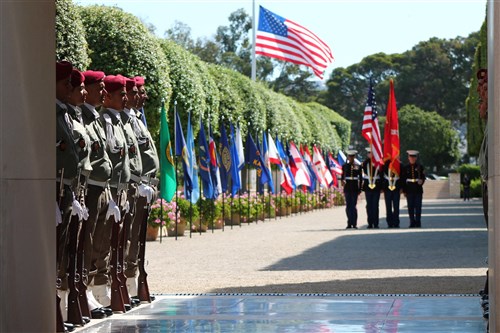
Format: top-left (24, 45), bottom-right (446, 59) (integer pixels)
top-left (56, 184), bottom-right (76, 291)
top-left (344, 190), bottom-right (359, 227)
top-left (121, 183), bottom-right (139, 278)
top-left (406, 192), bottom-right (422, 227)
top-left (365, 190), bottom-right (380, 228)
top-left (125, 195), bottom-right (147, 280)
top-left (92, 187), bottom-right (126, 286)
top-left (384, 189), bottom-right (400, 228)
top-left (85, 184), bottom-right (110, 285)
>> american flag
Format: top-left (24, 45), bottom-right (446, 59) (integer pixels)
top-left (256, 6), bottom-right (334, 79)
top-left (361, 81), bottom-right (383, 165)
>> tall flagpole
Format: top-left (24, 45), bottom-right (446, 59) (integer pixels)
top-left (251, 0), bottom-right (256, 81)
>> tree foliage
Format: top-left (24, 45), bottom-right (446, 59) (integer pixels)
top-left (399, 105), bottom-right (460, 172)
top-left (56, 0), bottom-right (90, 69)
top-left (78, 5), bottom-right (171, 137)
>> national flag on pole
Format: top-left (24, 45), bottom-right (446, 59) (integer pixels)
top-left (262, 131), bottom-right (275, 194)
top-left (246, 133), bottom-right (271, 188)
top-left (383, 79), bottom-right (401, 175)
top-left (236, 126), bottom-right (245, 183)
top-left (219, 124), bottom-right (231, 193)
top-left (327, 152), bottom-right (342, 188)
top-left (337, 150), bottom-right (346, 166)
top-left (198, 120), bottom-right (214, 199)
top-left (185, 111), bottom-right (200, 203)
top-left (288, 141), bottom-right (311, 187)
top-left (313, 145), bottom-right (333, 187)
top-left (209, 126), bottom-right (221, 199)
top-left (229, 124), bottom-right (241, 196)
top-left (175, 110), bottom-right (193, 195)
top-left (256, 6), bottom-right (334, 79)
top-left (159, 102), bottom-right (176, 202)
top-left (361, 80), bottom-right (384, 166)
top-left (267, 132), bottom-right (281, 166)
top-left (301, 145), bottom-right (319, 191)
top-left (275, 137), bottom-right (295, 194)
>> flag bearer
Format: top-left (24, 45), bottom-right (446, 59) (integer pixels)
top-left (362, 148), bottom-right (382, 228)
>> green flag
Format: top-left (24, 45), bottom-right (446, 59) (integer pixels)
top-left (159, 101), bottom-right (176, 202)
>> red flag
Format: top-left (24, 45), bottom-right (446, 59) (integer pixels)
top-left (383, 79), bottom-right (400, 175)
top-left (361, 80), bottom-right (383, 166)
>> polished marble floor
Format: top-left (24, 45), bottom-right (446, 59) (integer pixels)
top-left (77, 294), bottom-right (487, 333)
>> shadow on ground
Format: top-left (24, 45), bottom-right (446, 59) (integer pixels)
top-left (209, 276), bottom-right (486, 295)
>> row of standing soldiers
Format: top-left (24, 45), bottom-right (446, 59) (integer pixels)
top-left (56, 60), bottom-right (159, 332)
top-left (341, 149), bottom-right (425, 229)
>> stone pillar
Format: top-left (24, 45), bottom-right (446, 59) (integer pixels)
top-left (0, 2), bottom-right (55, 332)
top-left (489, 1), bottom-right (499, 331)
top-left (448, 173), bottom-right (461, 199)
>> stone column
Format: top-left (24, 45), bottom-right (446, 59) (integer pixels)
top-left (0, 2), bottom-right (55, 332)
top-left (489, 1), bottom-right (499, 331)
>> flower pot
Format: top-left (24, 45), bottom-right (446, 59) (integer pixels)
top-left (146, 225), bottom-right (159, 241)
top-left (225, 213), bottom-right (241, 226)
top-left (166, 222), bottom-right (186, 237)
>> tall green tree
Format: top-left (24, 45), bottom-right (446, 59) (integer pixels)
top-left (399, 105), bottom-right (460, 172)
top-left (56, 0), bottom-right (90, 69)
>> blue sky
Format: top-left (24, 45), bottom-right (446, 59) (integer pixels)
top-left (75, 0), bottom-right (487, 80)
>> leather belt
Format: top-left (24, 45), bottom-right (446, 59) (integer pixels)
top-left (130, 174), bottom-right (142, 183)
top-left (87, 178), bottom-right (109, 188)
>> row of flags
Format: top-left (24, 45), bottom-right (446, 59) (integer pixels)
top-left (159, 103), bottom-right (345, 203)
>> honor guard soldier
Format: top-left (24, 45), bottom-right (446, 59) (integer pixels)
top-left (80, 70), bottom-right (114, 319)
top-left (401, 150), bottom-right (425, 228)
top-left (93, 75), bottom-right (131, 312)
top-left (362, 148), bottom-right (382, 228)
top-left (124, 76), bottom-right (159, 304)
top-left (341, 150), bottom-right (362, 229)
top-left (382, 159), bottom-right (402, 228)
top-left (56, 60), bottom-right (82, 332)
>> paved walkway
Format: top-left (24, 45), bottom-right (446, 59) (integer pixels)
top-left (76, 198), bottom-right (488, 332)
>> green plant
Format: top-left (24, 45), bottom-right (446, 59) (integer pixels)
top-left (148, 198), bottom-right (179, 228)
top-left (199, 198), bottom-right (222, 226)
top-left (175, 194), bottom-right (200, 222)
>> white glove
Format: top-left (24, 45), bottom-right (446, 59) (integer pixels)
top-left (138, 183), bottom-right (154, 203)
top-left (106, 198), bottom-right (122, 222)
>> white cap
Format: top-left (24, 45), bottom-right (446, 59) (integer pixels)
top-left (346, 150), bottom-right (357, 156)
top-left (407, 150), bottom-right (419, 156)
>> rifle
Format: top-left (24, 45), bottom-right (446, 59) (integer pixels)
top-left (76, 174), bottom-right (90, 318)
top-left (137, 178), bottom-right (153, 302)
top-left (66, 170), bottom-right (84, 326)
top-left (109, 172), bottom-right (127, 313)
top-left (117, 184), bottom-right (135, 308)
top-left (56, 168), bottom-right (66, 333)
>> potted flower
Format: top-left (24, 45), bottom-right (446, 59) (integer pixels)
top-left (148, 198), bottom-right (183, 238)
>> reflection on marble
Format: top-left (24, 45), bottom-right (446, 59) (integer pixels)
top-left (77, 294), bottom-right (487, 333)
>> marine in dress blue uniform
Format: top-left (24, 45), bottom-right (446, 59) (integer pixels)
top-left (341, 150), bottom-right (362, 229)
top-left (401, 150), bottom-right (425, 228)
top-left (361, 149), bottom-right (382, 228)
top-left (382, 159), bottom-right (402, 228)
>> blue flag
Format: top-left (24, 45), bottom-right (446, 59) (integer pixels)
top-left (198, 119), bottom-right (214, 199)
top-left (262, 131), bottom-right (275, 194)
top-left (219, 125), bottom-right (231, 193)
top-left (208, 125), bottom-right (221, 199)
top-left (246, 133), bottom-right (271, 189)
top-left (138, 107), bottom-right (148, 128)
top-left (186, 111), bottom-right (200, 203)
top-left (230, 124), bottom-right (241, 196)
top-left (175, 111), bottom-right (192, 194)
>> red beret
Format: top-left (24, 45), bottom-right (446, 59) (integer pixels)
top-left (82, 70), bottom-right (105, 85)
top-left (56, 61), bottom-right (73, 82)
top-left (70, 69), bottom-right (85, 88)
top-left (134, 76), bottom-right (145, 86)
top-left (125, 77), bottom-right (136, 91)
top-left (104, 75), bottom-right (126, 93)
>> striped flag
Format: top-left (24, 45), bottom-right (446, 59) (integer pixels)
top-left (361, 80), bottom-right (383, 166)
top-left (256, 6), bottom-right (334, 79)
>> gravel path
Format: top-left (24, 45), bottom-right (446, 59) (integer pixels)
top-left (144, 198), bottom-right (487, 295)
